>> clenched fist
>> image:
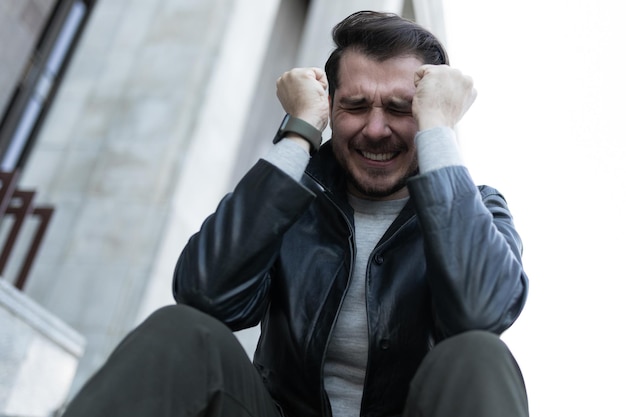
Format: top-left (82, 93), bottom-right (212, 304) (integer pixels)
top-left (412, 65), bottom-right (477, 131)
top-left (276, 68), bottom-right (330, 132)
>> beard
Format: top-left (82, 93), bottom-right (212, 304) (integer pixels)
top-left (345, 163), bottom-right (417, 199)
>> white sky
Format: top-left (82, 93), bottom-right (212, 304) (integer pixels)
top-left (442, 0), bottom-right (626, 415)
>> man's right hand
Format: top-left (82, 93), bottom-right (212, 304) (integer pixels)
top-left (276, 67), bottom-right (330, 133)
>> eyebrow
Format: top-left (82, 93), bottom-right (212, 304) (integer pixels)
top-left (338, 96), bottom-right (368, 107)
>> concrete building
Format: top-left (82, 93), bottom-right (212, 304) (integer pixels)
top-left (0, 0), bottom-right (446, 415)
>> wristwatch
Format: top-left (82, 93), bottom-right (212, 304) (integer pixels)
top-left (272, 114), bottom-right (322, 154)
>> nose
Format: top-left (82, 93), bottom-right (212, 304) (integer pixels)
top-left (362, 107), bottom-right (391, 140)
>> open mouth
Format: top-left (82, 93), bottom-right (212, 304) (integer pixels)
top-left (360, 151), bottom-right (398, 162)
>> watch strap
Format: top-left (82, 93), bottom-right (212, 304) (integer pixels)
top-left (272, 114), bottom-right (322, 154)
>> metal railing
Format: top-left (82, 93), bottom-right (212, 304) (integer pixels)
top-left (0, 170), bottom-right (53, 290)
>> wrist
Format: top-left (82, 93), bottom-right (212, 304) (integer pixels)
top-left (273, 114), bottom-right (323, 155)
top-left (415, 112), bottom-right (450, 131)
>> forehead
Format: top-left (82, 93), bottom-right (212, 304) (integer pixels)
top-left (336, 50), bottom-right (423, 100)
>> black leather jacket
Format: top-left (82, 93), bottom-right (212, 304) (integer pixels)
top-left (173, 141), bottom-right (528, 417)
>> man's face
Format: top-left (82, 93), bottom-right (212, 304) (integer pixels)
top-left (330, 50), bottom-right (422, 201)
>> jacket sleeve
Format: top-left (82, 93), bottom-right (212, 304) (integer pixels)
top-left (172, 159), bottom-right (316, 330)
top-left (407, 166), bottom-right (528, 338)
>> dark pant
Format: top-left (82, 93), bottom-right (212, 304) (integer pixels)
top-left (62, 305), bottom-right (528, 417)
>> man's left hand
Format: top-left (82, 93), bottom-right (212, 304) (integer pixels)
top-left (413, 65), bottom-right (477, 131)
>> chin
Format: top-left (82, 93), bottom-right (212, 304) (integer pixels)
top-left (352, 179), bottom-right (407, 199)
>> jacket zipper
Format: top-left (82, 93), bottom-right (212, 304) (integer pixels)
top-left (359, 212), bottom-right (415, 415)
top-left (318, 190), bottom-right (356, 417)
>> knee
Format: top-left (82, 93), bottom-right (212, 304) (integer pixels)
top-left (138, 304), bottom-right (234, 348)
top-left (418, 330), bottom-right (521, 380)
top-left (441, 330), bottom-right (511, 362)
top-left (145, 304), bottom-right (211, 327)
top-left (407, 331), bottom-right (528, 416)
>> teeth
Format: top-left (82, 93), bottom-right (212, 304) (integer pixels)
top-left (362, 151), bottom-right (394, 161)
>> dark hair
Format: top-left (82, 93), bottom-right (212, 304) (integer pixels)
top-left (324, 11), bottom-right (449, 98)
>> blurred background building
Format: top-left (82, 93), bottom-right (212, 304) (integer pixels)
top-left (0, 0), bottom-right (446, 415)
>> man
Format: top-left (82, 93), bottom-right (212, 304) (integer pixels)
top-left (62, 10), bottom-right (529, 417)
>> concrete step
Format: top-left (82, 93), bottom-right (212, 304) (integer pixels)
top-left (0, 280), bottom-right (85, 417)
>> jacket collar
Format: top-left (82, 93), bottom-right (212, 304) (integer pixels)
top-left (304, 139), bottom-right (354, 217)
top-left (305, 139), bottom-right (344, 194)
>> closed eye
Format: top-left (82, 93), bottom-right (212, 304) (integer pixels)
top-left (338, 97), bottom-right (369, 112)
top-left (388, 106), bottom-right (412, 115)
top-left (386, 97), bottom-right (413, 116)
top-left (343, 105), bottom-right (368, 113)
